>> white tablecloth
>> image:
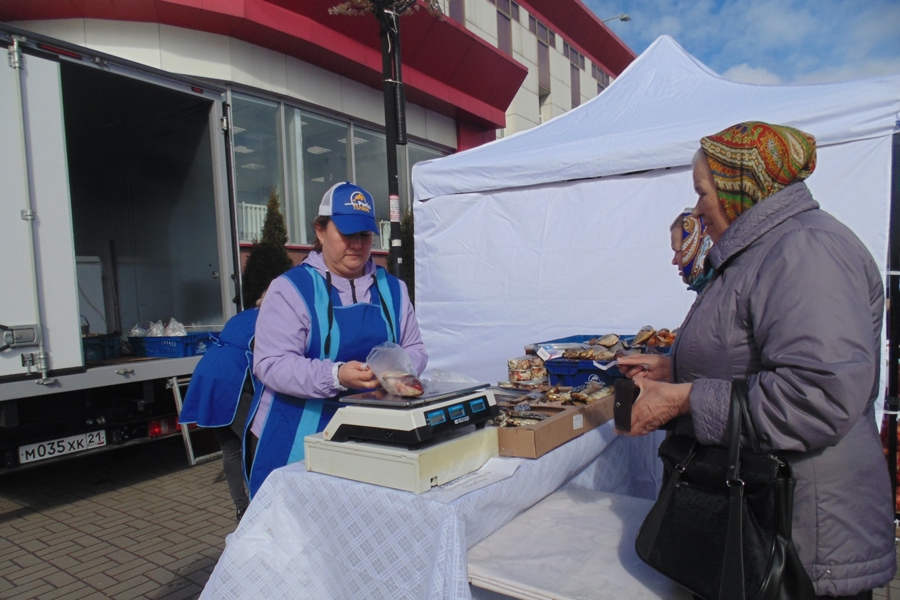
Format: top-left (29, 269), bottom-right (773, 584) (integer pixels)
top-left (200, 424), bottom-right (664, 600)
top-left (468, 489), bottom-right (691, 599)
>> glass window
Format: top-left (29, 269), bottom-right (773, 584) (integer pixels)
top-left (449, 0), bottom-right (464, 22)
top-left (538, 40), bottom-right (550, 96)
top-left (351, 126), bottom-right (390, 229)
top-left (571, 63), bottom-right (580, 108)
top-left (497, 11), bottom-right (512, 55)
top-left (286, 109), bottom-right (350, 244)
top-left (232, 91), bottom-right (449, 248)
top-left (404, 143), bottom-right (444, 209)
top-left (231, 93), bottom-right (283, 243)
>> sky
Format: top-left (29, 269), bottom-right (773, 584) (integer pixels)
top-left (583, 0), bottom-right (900, 84)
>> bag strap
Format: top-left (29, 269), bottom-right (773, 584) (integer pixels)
top-left (736, 382), bottom-right (763, 454)
top-left (718, 380), bottom-right (748, 600)
top-left (634, 440), bottom-right (698, 559)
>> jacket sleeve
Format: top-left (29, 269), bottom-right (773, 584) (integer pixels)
top-left (252, 276), bottom-right (343, 399)
top-left (693, 225), bottom-right (882, 452)
top-left (396, 279), bottom-right (428, 376)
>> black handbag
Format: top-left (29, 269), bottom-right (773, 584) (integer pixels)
top-left (634, 381), bottom-right (816, 600)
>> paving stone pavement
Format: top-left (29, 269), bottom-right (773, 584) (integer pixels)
top-left (1, 434), bottom-right (899, 599)
top-left (0, 436), bottom-right (234, 600)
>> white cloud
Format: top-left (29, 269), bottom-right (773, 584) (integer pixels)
top-left (585, 0), bottom-right (900, 83)
top-left (721, 64), bottom-right (782, 85)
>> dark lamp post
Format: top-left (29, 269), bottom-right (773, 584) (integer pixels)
top-left (331, 0), bottom-right (440, 280)
top-left (376, 3), bottom-right (411, 279)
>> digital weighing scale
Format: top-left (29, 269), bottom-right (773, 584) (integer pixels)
top-left (323, 382), bottom-right (499, 446)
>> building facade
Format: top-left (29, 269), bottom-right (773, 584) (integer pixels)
top-left (0, 0), bottom-right (634, 254)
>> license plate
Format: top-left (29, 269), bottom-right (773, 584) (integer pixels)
top-left (18, 430), bottom-right (107, 465)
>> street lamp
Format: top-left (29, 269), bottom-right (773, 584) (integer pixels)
top-left (602, 14), bottom-right (631, 23)
top-left (330, 0), bottom-right (440, 280)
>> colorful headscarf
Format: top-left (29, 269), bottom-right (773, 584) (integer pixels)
top-left (700, 121), bottom-right (817, 222)
top-left (680, 212), bottom-right (713, 293)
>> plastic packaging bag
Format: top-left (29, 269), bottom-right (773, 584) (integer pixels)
top-left (366, 342), bottom-right (424, 397)
top-left (147, 320), bottom-right (165, 337)
top-left (128, 320), bottom-right (156, 337)
top-left (164, 318), bottom-right (187, 336)
top-left (427, 369), bottom-right (479, 384)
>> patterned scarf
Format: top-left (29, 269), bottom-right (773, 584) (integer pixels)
top-left (700, 122), bottom-right (817, 222)
top-left (680, 212), bottom-right (713, 293)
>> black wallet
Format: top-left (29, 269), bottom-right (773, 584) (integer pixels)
top-left (614, 378), bottom-right (639, 432)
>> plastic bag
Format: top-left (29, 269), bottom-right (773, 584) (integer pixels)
top-left (164, 318), bottom-right (187, 336)
top-left (146, 320), bottom-right (165, 337)
top-left (366, 342), bottom-right (424, 397)
top-left (128, 320), bottom-right (156, 337)
top-left (427, 369), bottom-right (479, 384)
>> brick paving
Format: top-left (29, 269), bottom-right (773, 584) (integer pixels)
top-left (0, 436), bottom-right (234, 600)
top-left (0, 434), bottom-right (899, 599)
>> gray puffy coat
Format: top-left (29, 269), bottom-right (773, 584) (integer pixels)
top-left (671, 182), bottom-right (896, 596)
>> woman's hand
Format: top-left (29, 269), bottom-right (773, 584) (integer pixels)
top-left (338, 361), bottom-right (379, 389)
top-left (616, 353), bottom-right (672, 382)
top-left (619, 380), bottom-right (692, 436)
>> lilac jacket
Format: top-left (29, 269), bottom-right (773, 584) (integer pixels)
top-left (250, 252), bottom-right (427, 436)
top-left (672, 182), bottom-right (895, 595)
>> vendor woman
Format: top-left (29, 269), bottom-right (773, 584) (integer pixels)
top-left (246, 182), bottom-right (428, 497)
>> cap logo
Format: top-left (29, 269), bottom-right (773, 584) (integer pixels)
top-left (346, 191), bottom-right (372, 213)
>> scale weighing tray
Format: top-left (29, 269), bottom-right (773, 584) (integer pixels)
top-left (323, 382), bottom-right (499, 445)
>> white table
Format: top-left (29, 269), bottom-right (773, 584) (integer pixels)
top-left (200, 425), bottom-right (665, 600)
top-left (468, 489), bottom-right (691, 600)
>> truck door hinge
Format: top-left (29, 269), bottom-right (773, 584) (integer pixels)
top-left (7, 35), bottom-right (24, 70)
top-left (21, 208), bottom-right (35, 221)
top-left (220, 115), bottom-right (228, 133)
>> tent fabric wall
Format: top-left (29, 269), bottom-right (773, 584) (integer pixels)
top-left (413, 36), bottom-right (900, 202)
top-left (411, 35), bottom-right (900, 392)
top-left (414, 138), bottom-right (890, 385)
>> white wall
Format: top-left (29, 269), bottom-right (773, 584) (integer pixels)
top-left (12, 19), bottom-right (457, 149)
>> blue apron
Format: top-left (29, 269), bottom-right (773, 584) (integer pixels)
top-left (247, 265), bottom-right (402, 497)
top-left (179, 308), bottom-right (258, 427)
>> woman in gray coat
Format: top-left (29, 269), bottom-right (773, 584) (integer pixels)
top-left (618, 121), bottom-right (895, 599)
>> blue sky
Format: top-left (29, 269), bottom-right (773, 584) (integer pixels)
top-left (583, 0), bottom-right (900, 83)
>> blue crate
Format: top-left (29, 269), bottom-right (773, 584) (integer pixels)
top-left (129, 332), bottom-right (216, 358)
top-left (82, 334), bottom-right (121, 362)
top-left (537, 332), bottom-right (673, 386)
top-left (544, 358), bottom-right (623, 387)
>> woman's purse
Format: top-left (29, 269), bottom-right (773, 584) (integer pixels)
top-left (634, 381), bottom-right (816, 600)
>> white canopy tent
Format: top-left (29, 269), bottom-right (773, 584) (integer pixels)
top-left (411, 35), bottom-right (900, 391)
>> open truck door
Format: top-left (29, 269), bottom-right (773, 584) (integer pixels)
top-left (0, 25), bottom-right (239, 469)
top-left (1, 37), bottom-right (80, 381)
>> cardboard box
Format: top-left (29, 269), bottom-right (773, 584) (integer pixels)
top-left (496, 395), bottom-right (614, 458)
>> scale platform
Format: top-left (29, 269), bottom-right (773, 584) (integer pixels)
top-left (323, 382), bottom-right (499, 446)
top-left (305, 426), bottom-right (499, 494)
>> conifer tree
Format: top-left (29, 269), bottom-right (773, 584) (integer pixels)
top-left (241, 188), bottom-right (293, 308)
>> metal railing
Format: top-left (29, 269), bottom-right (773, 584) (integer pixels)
top-left (238, 202), bottom-right (268, 243)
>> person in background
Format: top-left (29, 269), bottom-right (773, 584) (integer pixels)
top-left (179, 294), bottom-right (265, 523)
top-left (618, 122), bottom-right (895, 599)
top-left (246, 182), bottom-right (427, 497)
top-left (669, 210), bottom-right (713, 293)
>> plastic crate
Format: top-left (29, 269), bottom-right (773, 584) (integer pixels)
top-left (537, 333), bottom-right (673, 386)
top-left (82, 334), bottom-right (121, 362)
top-left (544, 358), bottom-right (623, 387)
top-left (129, 332), bottom-right (215, 358)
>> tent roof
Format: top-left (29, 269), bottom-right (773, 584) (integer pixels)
top-left (413, 35), bottom-right (900, 202)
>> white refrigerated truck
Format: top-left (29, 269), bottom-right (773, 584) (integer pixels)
top-left (1, 24), bottom-right (241, 470)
